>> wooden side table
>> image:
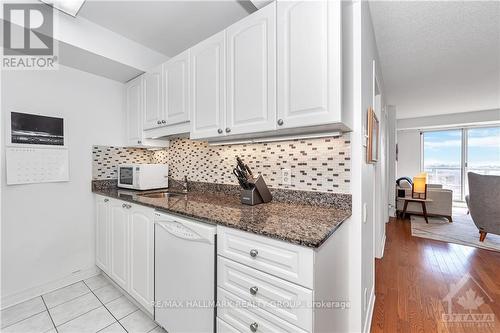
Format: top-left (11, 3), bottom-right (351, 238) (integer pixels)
top-left (401, 197), bottom-right (433, 223)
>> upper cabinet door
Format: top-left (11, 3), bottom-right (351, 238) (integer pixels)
top-left (226, 2), bottom-right (276, 136)
top-left (190, 31), bottom-right (226, 140)
top-left (277, 0), bottom-right (342, 129)
top-left (143, 65), bottom-right (163, 130)
top-left (163, 50), bottom-right (190, 126)
top-left (125, 76), bottom-right (144, 146)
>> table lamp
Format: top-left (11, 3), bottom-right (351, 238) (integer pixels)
top-left (412, 173), bottom-right (427, 199)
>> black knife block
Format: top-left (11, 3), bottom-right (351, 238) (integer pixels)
top-left (240, 175), bottom-right (272, 206)
top-left (240, 187), bottom-right (263, 205)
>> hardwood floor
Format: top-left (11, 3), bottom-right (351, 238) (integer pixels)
top-left (371, 217), bottom-right (500, 333)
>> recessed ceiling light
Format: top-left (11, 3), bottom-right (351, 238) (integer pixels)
top-left (40, 0), bottom-right (86, 17)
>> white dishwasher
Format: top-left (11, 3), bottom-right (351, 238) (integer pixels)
top-left (154, 211), bottom-right (216, 333)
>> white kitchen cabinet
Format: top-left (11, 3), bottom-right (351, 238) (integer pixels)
top-left (96, 197), bottom-right (155, 315)
top-left (225, 1), bottom-right (276, 136)
top-left (95, 195), bottom-right (110, 273)
top-left (217, 222), bottom-right (351, 333)
top-left (128, 204), bottom-right (154, 313)
top-left (216, 318), bottom-right (239, 333)
top-left (277, 0), bottom-right (343, 130)
top-left (109, 200), bottom-right (129, 291)
top-left (125, 75), bottom-right (168, 148)
top-left (143, 65), bottom-right (164, 130)
top-left (190, 31), bottom-right (226, 140)
top-left (125, 76), bottom-right (144, 146)
top-left (163, 50), bottom-right (190, 126)
top-left (217, 226), bottom-right (314, 288)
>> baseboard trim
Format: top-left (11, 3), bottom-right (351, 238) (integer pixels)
top-left (363, 287), bottom-right (376, 333)
top-left (1, 266), bottom-right (100, 309)
top-left (376, 233), bottom-right (386, 259)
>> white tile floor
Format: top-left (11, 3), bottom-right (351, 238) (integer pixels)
top-left (1, 275), bottom-right (166, 333)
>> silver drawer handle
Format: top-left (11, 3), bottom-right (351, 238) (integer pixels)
top-left (249, 286), bottom-right (258, 295)
top-left (249, 249), bottom-right (258, 258)
top-left (250, 322), bottom-right (258, 332)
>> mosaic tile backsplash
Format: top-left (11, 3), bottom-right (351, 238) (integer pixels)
top-left (92, 146), bottom-right (153, 180)
top-left (92, 135), bottom-right (351, 193)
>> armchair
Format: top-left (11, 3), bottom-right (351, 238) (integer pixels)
top-left (466, 172), bottom-right (500, 242)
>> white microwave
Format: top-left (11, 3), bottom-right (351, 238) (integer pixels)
top-left (118, 164), bottom-right (168, 190)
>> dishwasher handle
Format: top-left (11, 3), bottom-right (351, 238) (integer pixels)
top-left (155, 221), bottom-right (214, 243)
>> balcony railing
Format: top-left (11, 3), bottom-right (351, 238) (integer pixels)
top-left (424, 166), bottom-right (500, 201)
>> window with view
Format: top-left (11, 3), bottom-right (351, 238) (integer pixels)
top-left (422, 126), bottom-right (500, 201)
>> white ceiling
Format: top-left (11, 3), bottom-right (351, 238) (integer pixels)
top-left (78, 1), bottom-right (253, 57)
top-left (369, 1), bottom-right (500, 119)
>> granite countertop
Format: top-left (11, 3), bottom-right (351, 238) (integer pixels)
top-left (92, 181), bottom-right (351, 248)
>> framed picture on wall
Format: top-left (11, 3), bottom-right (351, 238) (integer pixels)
top-left (367, 107), bottom-right (379, 163)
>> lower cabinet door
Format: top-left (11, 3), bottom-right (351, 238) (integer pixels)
top-left (128, 205), bottom-right (154, 314)
top-left (217, 317), bottom-right (240, 333)
top-left (110, 200), bottom-right (129, 290)
top-left (95, 196), bottom-right (110, 274)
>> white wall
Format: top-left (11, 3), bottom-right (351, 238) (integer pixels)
top-left (360, 2), bottom-right (384, 330)
top-left (396, 129), bottom-right (421, 179)
top-left (347, 1), bottom-right (387, 331)
top-left (387, 105), bottom-right (397, 216)
top-left (1, 65), bottom-right (124, 307)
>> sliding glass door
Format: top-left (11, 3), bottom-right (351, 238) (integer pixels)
top-left (422, 130), bottom-right (463, 200)
top-left (465, 127), bottom-right (500, 196)
top-left (422, 126), bottom-right (500, 201)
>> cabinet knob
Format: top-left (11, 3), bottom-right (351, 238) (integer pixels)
top-left (277, 119), bottom-right (284, 126)
top-left (162, 120), bottom-right (166, 124)
top-left (225, 128), bottom-right (231, 133)
top-left (217, 128), bottom-right (223, 134)
top-left (249, 286), bottom-right (258, 295)
top-left (249, 249), bottom-right (258, 258)
top-left (157, 120), bottom-right (161, 125)
top-left (126, 204), bottom-right (132, 209)
top-left (104, 198), bottom-right (109, 203)
top-left (250, 322), bottom-right (258, 332)
top-left (122, 203), bottom-right (127, 208)
top-left (137, 140), bottom-right (142, 144)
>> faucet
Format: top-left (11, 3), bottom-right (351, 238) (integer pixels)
top-left (169, 176), bottom-right (188, 193)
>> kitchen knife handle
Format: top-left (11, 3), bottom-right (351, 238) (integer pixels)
top-left (245, 164), bottom-right (253, 178)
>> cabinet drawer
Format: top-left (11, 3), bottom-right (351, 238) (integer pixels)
top-left (218, 288), bottom-right (308, 333)
top-left (217, 227), bottom-right (314, 288)
top-left (218, 257), bottom-right (312, 331)
top-left (217, 317), bottom-right (240, 333)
